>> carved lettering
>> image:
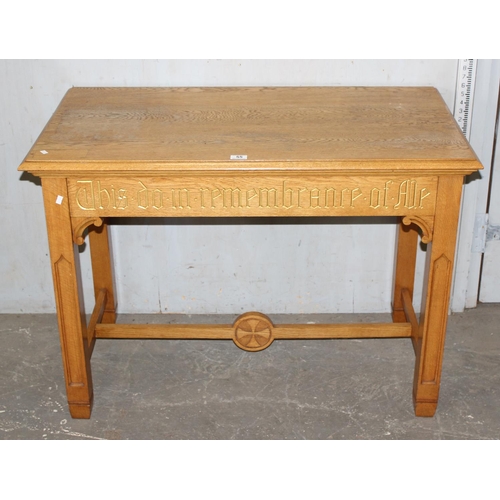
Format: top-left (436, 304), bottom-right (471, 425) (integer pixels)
top-left (223, 188), bottom-right (243, 209)
top-left (282, 182), bottom-right (294, 209)
top-left (394, 179), bottom-right (430, 209)
top-left (350, 187), bottom-right (362, 207)
top-left (76, 181), bottom-right (96, 210)
top-left (117, 189), bottom-right (128, 209)
top-left (419, 188), bottom-right (431, 207)
top-left (246, 188), bottom-right (258, 208)
top-left (151, 189), bottom-right (163, 209)
top-left (71, 178), bottom-right (436, 215)
top-left (200, 188), bottom-right (209, 209)
top-left (177, 188), bottom-right (191, 209)
top-left (383, 180), bottom-right (392, 207)
top-left (310, 188), bottom-right (321, 209)
top-left (171, 189), bottom-right (190, 210)
top-left (211, 188), bottom-right (222, 208)
top-left (137, 182), bottom-right (149, 210)
top-left (259, 188), bottom-right (278, 208)
top-left (97, 181), bottom-right (111, 209)
top-left (324, 188), bottom-right (337, 208)
top-left (298, 188), bottom-right (308, 209)
top-left (370, 187), bottom-right (381, 209)
top-left (76, 180), bottom-right (129, 210)
top-left (340, 188), bottom-right (350, 208)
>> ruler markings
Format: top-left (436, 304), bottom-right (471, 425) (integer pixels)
top-left (453, 59), bottom-right (477, 140)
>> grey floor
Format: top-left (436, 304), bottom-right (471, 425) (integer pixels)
top-left (1, 304), bottom-right (499, 440)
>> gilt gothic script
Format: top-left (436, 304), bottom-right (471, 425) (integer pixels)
top-left (68, 176), bottom-right (438, 217)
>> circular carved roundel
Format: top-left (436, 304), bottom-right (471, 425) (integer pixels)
top-left (233, 312), bottom-right (274, 352)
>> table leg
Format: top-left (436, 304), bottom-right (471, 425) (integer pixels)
top-left (42, 178), bottom-right (93, 419)
top-left (413, 176), bottom-right (463, 417)
top-left (89, 221), bottom-right (117, 323)
top-left (392, 218), bottom-right (419, 323)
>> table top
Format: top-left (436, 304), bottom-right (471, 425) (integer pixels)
top-left (19, 86), bottom-right (482, 176)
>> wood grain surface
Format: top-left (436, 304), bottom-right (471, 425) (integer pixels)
top-left (19, 87), bottom-right (482, 175)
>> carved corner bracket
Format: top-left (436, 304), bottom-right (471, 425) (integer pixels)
top-left (72, 217), bottom-right (103, 245)
top-left (402, 215), bottom-right (434, 244)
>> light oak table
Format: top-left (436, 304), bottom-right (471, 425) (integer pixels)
top-left (19, 87), bottom-right (482, 418)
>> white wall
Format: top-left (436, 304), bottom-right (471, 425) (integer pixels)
top-left (0, 59), bottom-right (460, 315)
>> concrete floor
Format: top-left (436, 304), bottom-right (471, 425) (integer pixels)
top-left (1, 304), bottom-right (499, 440)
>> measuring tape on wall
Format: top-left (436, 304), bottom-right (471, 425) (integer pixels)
top-left (453, 59), bottom-right (477, 140)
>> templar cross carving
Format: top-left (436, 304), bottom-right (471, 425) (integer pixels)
top-left (233, 312), bottom-right (274, 352)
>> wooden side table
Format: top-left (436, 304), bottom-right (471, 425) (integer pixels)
top-left (19, 87), bottom-right (482, 418)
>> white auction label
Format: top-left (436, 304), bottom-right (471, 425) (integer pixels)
top-left (56, 195), bottom-right (64, 205)
top-left (230, 155), bottom-right (247, 160)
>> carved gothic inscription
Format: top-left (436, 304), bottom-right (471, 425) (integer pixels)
top-left (67, 176), bottom-right (438, 217)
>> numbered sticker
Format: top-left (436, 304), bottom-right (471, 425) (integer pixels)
top-left (230, 155), bottom-right (247, 160)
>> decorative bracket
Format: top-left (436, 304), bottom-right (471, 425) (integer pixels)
top-left (72, 217), bottom-right (103, 245)
top-left (402, 215), bottom-right (434, 244)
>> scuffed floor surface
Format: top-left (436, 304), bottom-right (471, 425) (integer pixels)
top-left (1, 304), bottom-right (499, 440)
